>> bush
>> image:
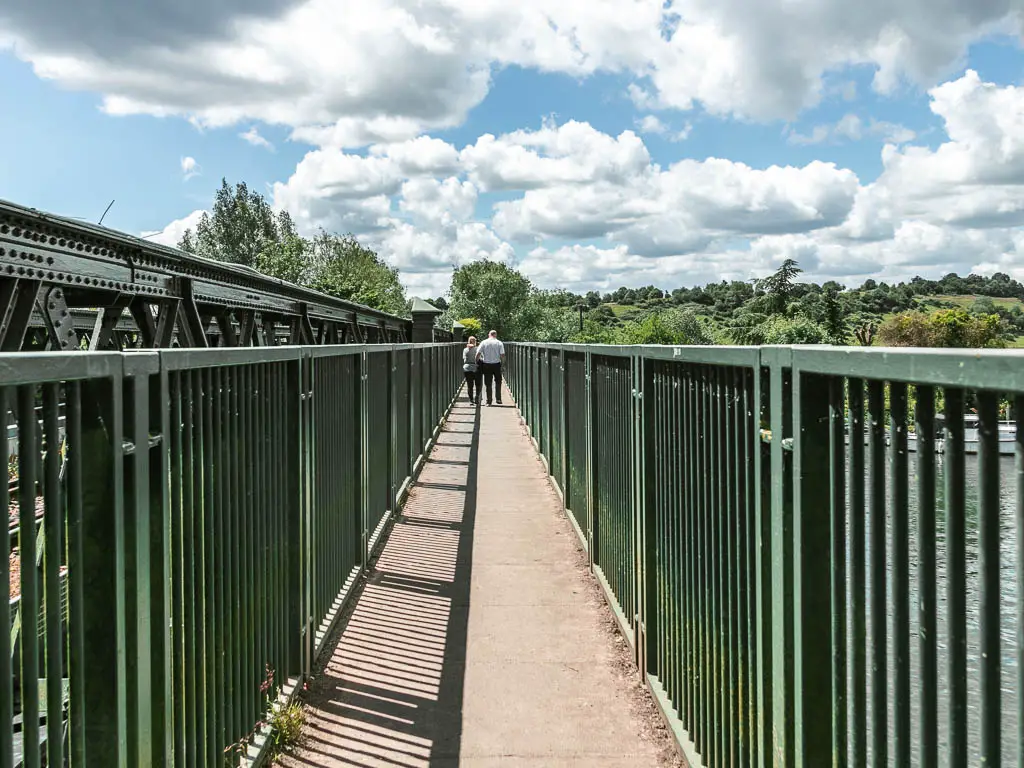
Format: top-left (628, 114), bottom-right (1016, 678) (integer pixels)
top-left (877, 308), bottom-right (1005, 348)
top-left (457, 317), bottom-right (483, 337)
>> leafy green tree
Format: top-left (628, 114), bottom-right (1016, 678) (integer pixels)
top-left (820, 288), bottom-right (849, 343)
top-left (756, 258), bottom-right (802, 315)
top-left (179, 179), bottom-right (298, 267)
top-left (306, 232), bottom-right (407, 315)
top-left (457, 317), bottom-right (483, 337)
top-left (446, 260), bottom-right (536, 339)
top-left (255, 234), bottom-right (309, 284)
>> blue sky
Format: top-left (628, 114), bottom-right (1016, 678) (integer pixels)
top-left (2, 2), bottom-right (1024, 296)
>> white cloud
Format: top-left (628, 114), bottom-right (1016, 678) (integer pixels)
top-left (635, 114), bottom-right (691, 141)
top-left (461, 120), bottom-right (651, 191)
top-left (788, 113), bottom-right (915, 145)
top-left (180, 156), bottom-right (200, 180)
top-left (141, 208), bottom-right (206, 247)
top-left (636, 114), bottom-right (666, 134)
top-left (240, 125), bottom-right (274, 150)
top-left (3, 0), bottom-right (1020, 144)
top-left (134, 69), bottom-right (1024, 296)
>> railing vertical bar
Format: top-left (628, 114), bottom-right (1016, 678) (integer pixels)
top-left (726, 367), bottom-right (740, 767)
top-left (17, 384), bottom-right (40, 768)
top-left (0, 389), bottom-right (10, 768)
top-left (890, 382), bottom-right (911, 767)
top-left (42, 382), bottom-right (63, 768)
top-left (215, 365), bottom-right (231, 751)
top-left (755, 365), bottom-right (771, 768)
top-left (227, 365), bottom-right (238, 746)
top-left (828, 376), bottom-right (848, 768)
top-left (694, 365), bottom-right (705, 753)
top-left (866, 379), bottom-right (887, 766)
top-left (915, 386), bottom-right (937, 768)
top-left (713, 366), bottom-right (725, 768)
top-left (847, 378), bottom-right (866, 768)
top-left (230, 363), bottom-right (242, 741)
top-left (977, 390), bottom-right (1001, 768)
top-left (67, 381), bottom-right (86, 767)
top-left (182, 371), bottom-right (198, 767)
top-left (1016, 394), bottom-right (1024, 768)
top-left (202, 367), bottom-right (219, 766)
top-left (944, 387), bottom-right (967, 768)
top-left (688, 363), bottom-right (698, 752)
top-left (254, 362), bottom-right (266, 734)
top-left (231, 364), bottom-right (243, 746)
top-left (190, 368), bottom-right (208, 765)
top-left (672, 362), bottom-right (683, 723)
top-left (736, 367), bottom-right (751, 768)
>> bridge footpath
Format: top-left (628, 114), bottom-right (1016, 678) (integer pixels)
top-left (283, 386), bottom-right (674, 767)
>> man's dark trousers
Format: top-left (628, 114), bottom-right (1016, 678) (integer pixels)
top-left (481, 362), bottom-right (502, 404)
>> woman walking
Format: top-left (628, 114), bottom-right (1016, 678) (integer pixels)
top-left (463, 336), bottom-right (482, 405)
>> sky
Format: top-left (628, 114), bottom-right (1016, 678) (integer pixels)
top-left (3, 2), bottom-right (1024, 298)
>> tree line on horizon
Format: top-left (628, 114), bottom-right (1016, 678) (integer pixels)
top-left (179, 179), bottom-right (1021, 349)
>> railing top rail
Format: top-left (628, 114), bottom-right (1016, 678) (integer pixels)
top-left (0, 342), bottom-right (463, 378)
top-left (509, 341), bottom-right (1024, 387)
top-left (789, 344), bottom-right (1024, 389)
top-left (0, 351), bottom-right (125, 385)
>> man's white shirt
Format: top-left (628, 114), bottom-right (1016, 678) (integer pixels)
top-left (477, 338), bottom-right (505, 364)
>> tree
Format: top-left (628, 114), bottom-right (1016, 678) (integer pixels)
top-left (306, 232), bottom-right (407, 315)
top-left (255, 234), bottom-right (309, 284)
top-left (179, 179), bottom-right (298, 267)
top-left (446, 260), bottom-right (537, 339)
top-left (756, 258), bottom-right (802, 315)
top-left (433, 297), bottom-right (449, 311)
top-left (820, 289), bottom-right (849, 343)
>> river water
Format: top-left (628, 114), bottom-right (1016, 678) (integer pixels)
top-left (856, 453), bottom-right (1020, 766)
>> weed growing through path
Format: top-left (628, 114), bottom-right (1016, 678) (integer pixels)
top-left (224, 664), bottom-right (306, 765)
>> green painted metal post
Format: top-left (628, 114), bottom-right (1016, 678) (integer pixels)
top-left (80, 373), bottom-right (128, 767)
top-left (792, 371), bottom-right (834, 767)
top-left (767, 349), bottom-right (794, 768)
top-left (585, 350), bottom-right (595, 563)
top-left (285, 357), bottom-right (305, 687)
top-left (360, 351), bottom-right (370, 566)
top-left (633, 351), bottom-right (646, 673)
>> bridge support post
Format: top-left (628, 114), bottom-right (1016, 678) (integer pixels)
top-left (410, 298), bottom-right (442, 343)
top-left (792, 370), bottom-right (837, 766)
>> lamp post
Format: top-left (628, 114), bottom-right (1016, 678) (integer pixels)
top-left (575, 303), bottom-right (585, 331)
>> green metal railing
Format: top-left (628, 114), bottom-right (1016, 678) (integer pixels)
top-left (2, 343), bottom-right (460, 768)
top-left (508, 343), bottom-right (1024, 768)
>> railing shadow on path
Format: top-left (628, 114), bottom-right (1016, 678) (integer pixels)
top-left (281, 393), bottom-right (480, 768)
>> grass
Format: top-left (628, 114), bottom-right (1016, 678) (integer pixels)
top-left (604, 303), bottom-right (634, 317)
top-left (266, 701), bottom-right (305, 762)
top-left (918, 294), bottom-right (1024, 310)
top-left (224, 665), bottom-right (306, 766)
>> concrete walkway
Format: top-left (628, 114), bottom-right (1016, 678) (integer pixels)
top-left (280, 383), bottom-right (671, 767)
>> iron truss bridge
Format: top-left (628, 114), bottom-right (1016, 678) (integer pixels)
top-left (0, 198), bottom-right (419, 351)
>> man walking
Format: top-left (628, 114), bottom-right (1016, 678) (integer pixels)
top-left (476, 329), bottom-right (505, 406)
